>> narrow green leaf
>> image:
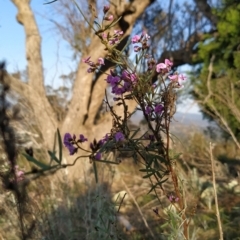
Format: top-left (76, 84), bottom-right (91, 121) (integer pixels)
top-left (143, 172), bottom-right (154, 178)
top-left (93, 161), bottom-right (98, 183)
top-left (156, 171), bottom-right (163, 179)
top-left (147, 178), bottom-right (168, 194)
top-left (130, 128), bottom-right (141, 139)
top-left (22, 153), bottom-right (50, 169)
top-left (47, 150), bottom-right (60, 164)
top-left (57, 128), bottom-right (62, 163)
top-left (93, 20), bottom-right (101, 29)
top-left (139, 168), bottom-right (155, 172)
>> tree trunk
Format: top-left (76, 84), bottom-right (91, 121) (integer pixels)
top-left (11, 0), bottom-right (58, 148)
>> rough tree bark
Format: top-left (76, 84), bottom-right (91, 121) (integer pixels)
top-left (12, 0), bottom-right (58, 148)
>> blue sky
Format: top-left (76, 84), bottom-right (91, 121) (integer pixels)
top-left (0, 0), bottom-right (200, 114)
top-left (0, 0), bottom-right (74, 88)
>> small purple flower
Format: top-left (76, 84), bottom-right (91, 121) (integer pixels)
top-left (132, 35), bottom-right (141, 43)
top-left (103, 5), bottom-right (110, 14)
top-left (123, 81), bottom-right (133, 92)
top-left (156, 59), bottom-right (173, 73)
top-left (63, 133), bottom-right (77, 155)
top-left (87, 68), bottom-right (95, 73)
top-left (165, 59), bottom-right (173, 67)
top-left (15, 166), bottom-right (25, 182)
top-left (168, 194), bottom-right (179, 203)
top-left (168, 74), bottom-right (178, 81)
top-left (156, 63), bottom-right (167, 73)
top-left (104, 15), bottom-right (113, 21)
top-left (109, 38), bottom-right (119, 45)
top-left (154, 104), bottom-right (163, 114)
top-left (102, 33), bottom-right (107, 39)
top-left (98, 58), bottom-right (105, 65)
top-left (79, 134), bottom-right (88, 143)
top-left (95, 152), bottom-right (101, 160)
top-left (112, 86), bottom-right (125, 95)
top-left (115, 132), bottom-right (124, 142)
top-left (64, 133), bottom-right (72, 144)
top-left (114, 30), bottom-right (124, 36)
top-left (145, 105), bottom-right (152, 115)
top-left (134, 46), bottom-right (141, 52)
top-left (106, 75), bottom-right (120, 86)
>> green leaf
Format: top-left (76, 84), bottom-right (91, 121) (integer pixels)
top-left (93, 161), bottom-right (98, 183)
top-left (57, 128), bottom-right (62, 163)
top-left (139, 168), bottom-right (155, 172)
top-left (22, 153), bottom-right (50, 169)
top-left (147, 178), bottom-right (168, 194)
top-left (130, 128), bottom-right (141, 139)
top-left (93, 21), bottom-right (101, 30)
top-left (143, 172), bottom-right (154, 178)
top-left (47, 150), bottom-right (60, 164)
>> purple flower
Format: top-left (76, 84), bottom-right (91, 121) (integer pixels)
top-left (114, 30), bottom-right (124, 36)
top-left (103, 5), bottom-right (110, 14)
top-left (112, 86), bottom-right (125, 95)
top-left (168, 74), bottom-right (178, 81)
top-left (168, 194), bottom-right (179, 203)
top-left (123, 81), bottom-right (133, 92)
top-left (87, 68), bottom-right (95, 73)
top-left (79, 134), bottom-right (88, 143)
top-left (154, 104), bottom-right (163, 114)
top-left (121, 71), bottom-right (137, 84)
top-left (156, 59), bottom-right (173, 73)
top-left (102, 33), bottom-right (107, 39)
top-left (15, 166), bottom-right (25, 182)
top-left (95, 152), bottom-right (101, 160)
top-left (145, 105), bottom-right (152, 115)
top-left (104, 15), bottom-right (113, 21)
top-left (134, 46), bottom-right (141, 52)
top-left (164, 59), bottom-right (173, 67)
top-left (132, 35), bottom-right (141, 43)
top-left (156, 63), bottom-right (167, 73)
top-left (109, 38), bottom-right (119, 45)
top-left (106, 75), bottom-right (120, 86)
top-left (98, 58), bottom-right (105, 65)
top-left (63, 133), bottom-right (77, 155)
top-left (115, 132), bottom-right (124, 142)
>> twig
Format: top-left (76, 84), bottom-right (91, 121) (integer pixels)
top-left (209, 142), bottom-right (223, 240)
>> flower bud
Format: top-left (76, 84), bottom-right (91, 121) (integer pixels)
top-left (103, 5), bottom-right (110, 14)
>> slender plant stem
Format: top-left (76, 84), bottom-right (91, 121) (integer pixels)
top-left (209, 142), bottom-right (223, 240)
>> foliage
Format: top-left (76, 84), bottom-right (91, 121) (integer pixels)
top-left (192, 0), bottom-right (240, 139)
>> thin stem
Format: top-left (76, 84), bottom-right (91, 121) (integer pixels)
top-left (209, 142), bottom-right (224, 240)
